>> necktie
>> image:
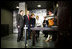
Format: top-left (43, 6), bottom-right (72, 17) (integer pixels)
top-left (27, 15), bottom-right (30, 21)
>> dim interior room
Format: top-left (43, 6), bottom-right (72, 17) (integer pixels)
top-left (1, 1), bottom-right (71, 48)
top-left (13, 1), bottom-right (57, 33)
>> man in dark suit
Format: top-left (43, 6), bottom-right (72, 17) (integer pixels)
top-left (30, 13), bottom-right (36, 28)
top-left (16, 10), bottom-right (24, 42)
top-left (43, 16), bottom-right (48, 38)
top-left (24, 11), bottom-right (31, 39)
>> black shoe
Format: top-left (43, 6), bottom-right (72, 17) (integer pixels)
top-left (17, 40), bottom-right (20, 42)
top-left (44, 35), bottom-right (46, 37)
top-left (20, 38), bottom-right (24, 41)
top-left (20, 37), bottom-right (24, 41)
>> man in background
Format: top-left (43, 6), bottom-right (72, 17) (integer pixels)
top-left (16, 10), bottom-right (24, 42)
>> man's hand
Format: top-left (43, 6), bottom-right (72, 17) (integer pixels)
top-left (43, 23), bottom-right (46, 24)
top-left (31, 24), bottom-right (32, 26)
top-left (18, 26), bottom-right (20, 28)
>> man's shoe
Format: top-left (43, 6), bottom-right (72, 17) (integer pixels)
top-left (17, 40), bottom-right (20, 42)
top-left (20, 38), bottom-right (24, 41)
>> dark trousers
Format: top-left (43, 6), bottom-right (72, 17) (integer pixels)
top-left (36, 30), bottom-right (40, 41)
top-left (36, 26), bottom-right (41, 41)
top-left (30, 25), bottom-right (35, 38)
top-left (43, 31), bottom-right (48, 38)
top-left (36, 30), bottom-right (40, 38)
top-left (52, 31), bottom-right (57, 41)
top-left (27, 25), bottom-right (31, 39)
top-left (17, 27), bottom-right (23, 41)
top-left (43, 25), bottom-right (48, 38)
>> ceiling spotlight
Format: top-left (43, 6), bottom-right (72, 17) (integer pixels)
top-left (37, 5), bottom-right (41, 7)
top-left (16, 6), bottom-right (19, 8)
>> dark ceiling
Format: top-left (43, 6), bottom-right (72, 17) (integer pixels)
top-left (26, 1), bottom-right (56, 10)
top-left (1, 1), bottom-right (57, 11)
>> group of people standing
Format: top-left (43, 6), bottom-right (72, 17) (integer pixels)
top-left (43, 10), bottom-right (57, 42)
top-left (16, 10), bottom-right (57, 42)
top-left (16, 10), bottom-right (41, 42)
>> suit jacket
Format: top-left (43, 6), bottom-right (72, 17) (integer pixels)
top-left (30, 18), bottom-right (36, 27)
top-left (24, 15), bottom-right (30, 26)
top-left (43, 20), bottom-right (48, 27)
top-left (16, 14), bottom-right (24, 28)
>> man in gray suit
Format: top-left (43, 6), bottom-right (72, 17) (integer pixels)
top-left (16, 10), bottom-right (24, 42)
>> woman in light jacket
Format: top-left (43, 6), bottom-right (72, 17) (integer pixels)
top-left (36, 16), bottom-right (41, 42)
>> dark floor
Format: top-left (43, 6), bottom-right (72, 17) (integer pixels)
top-left (1, 32), bottom-right (55, 48)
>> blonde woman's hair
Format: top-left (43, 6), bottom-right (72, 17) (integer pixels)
top-left (36, 16), bottom-right (39, 19)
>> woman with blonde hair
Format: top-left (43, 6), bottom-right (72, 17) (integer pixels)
top-left (36, 16), bottom-right (41, 42)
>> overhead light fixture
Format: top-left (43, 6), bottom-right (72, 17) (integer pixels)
top-left (16, 6), bottom-right (19, 8)
top-left (37, 5), bottom-right (41, 7)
